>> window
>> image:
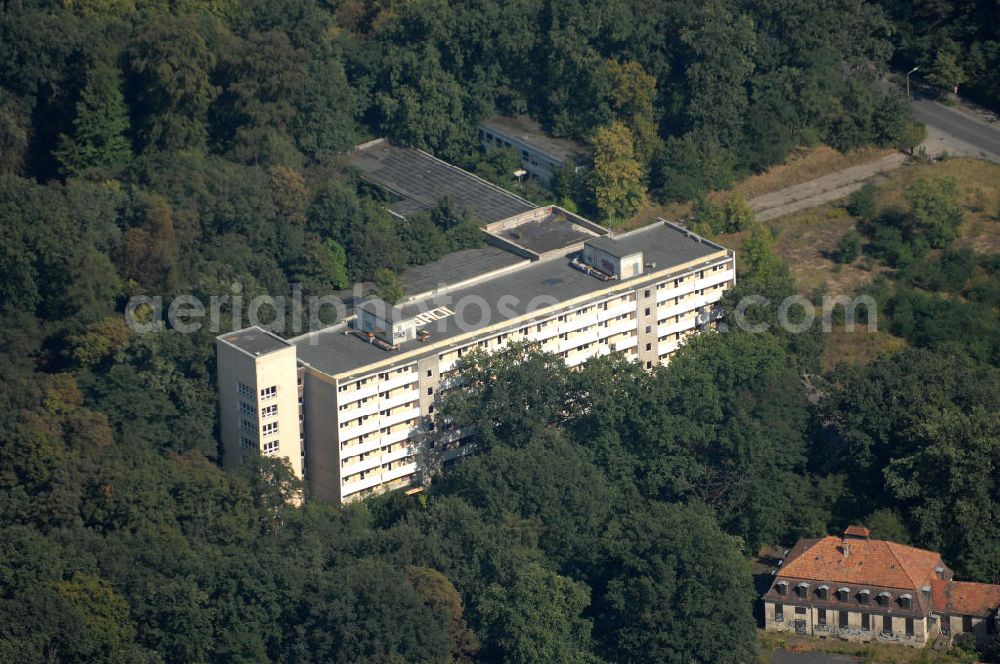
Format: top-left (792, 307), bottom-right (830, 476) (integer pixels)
top-left (817, 585), bottom-right (829, 600)
top-left (796, 583), bottom-right (809, 598)
top-left (426, 369), bottom-right (432, 377)
top-left (239, 401), bottom-right (254, 416)
top-left (261, 404), bottom-right (277, 418)
top-left (645, 325), bottom-right (652, 334)
top-left (839, 611), bottom-right (849, 628)
top-left (818, 609), bottom-right (827, 626)
top-left (238, 382), bottom-right (253, 398)
top-left (240, 418), bottom-right (254, 433)
top-left (775, 582), bottom-right (787, 596)
top-left (645, 343), bottom-right (652, 351)
top-left (858, 590), bottom-right (870, 604)
top-left (644, 307), bottom-right (651, 316)
top-left (877, 592), bottom-right (891, 606)
top-left (861, 613), bottom-right (870, 630)
top-left (427, 387), bottom-right (433, 396)
top-left (899, 594), bottom-right (912, 609)
top-left (795, 607), bottom-right (807, 615)
top-left (774, 603), bottom-right (784, 622)
top-left (906, 618), bottom-right (914, 636)
top-left (963, 616), bottom-right (973, 633)
top-left (239, 436), bottom-right (254, 450)
top-left (881, 615), bottom-right (892, 634)
top-left (644, 289), bottom-right (651, 298)
top-left (262, 440), bottom-right (279, 455)
top-left (263, 422), bottom-right (279, 437)
top-left (260, 385), bottom-right (277, 400)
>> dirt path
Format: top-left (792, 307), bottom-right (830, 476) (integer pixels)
top-left (749, 153), bottom-right (907, 222)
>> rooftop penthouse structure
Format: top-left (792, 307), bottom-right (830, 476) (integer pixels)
top-left (217, 148), bottom-right (736, 504)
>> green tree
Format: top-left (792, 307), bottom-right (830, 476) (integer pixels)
top-left (681, 1), bottom-right (757, 148)
top-left (373, 268), bottom-right (405, 305)
top-left (55, 64), bottom-right (131, 177)
top-left (325, 239), bottom-right (350, 290)
top-left (692, 196), bottom-right (726, 234)
top-left (740, 224), bottom-right (783, 282)
top-left (601, 60), bottom-right (660, 167)
top-left (904, 177), bottom-right (964, 249)
top-left (478, 562), bottom-right (595, 664)
top-left (847, 181), bottom-right (877, 219)
top-left (596, 502), bottom-right (756, 664)
top-left (127, 19), bottom-right (219, 152)
top-left (436, 342), bottom-right (572, 453)
top-left (723, 193), bottom-right (754, 231)
top-left (925, 50), bottom-right (966, 95)
top-left (588, 122), bottom-right (645, 223)
top-left (836, 229), bottom-right (862, 263)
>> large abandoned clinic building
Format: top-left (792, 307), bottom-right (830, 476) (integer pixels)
top-left (216, 139), bottom-right (736, 504)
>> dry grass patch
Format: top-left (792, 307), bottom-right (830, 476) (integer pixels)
top-left (821, 327), bottom-right (906, 373)
top-left (728, 145), bottom-right (893, 201)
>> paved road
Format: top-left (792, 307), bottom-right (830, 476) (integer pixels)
top-left (770, 648), bottom-right (858, 664)
top-left (912, 98), bottom-right (1000, 159)
top-left (749, 154), bottom-right (906, 222)
top-left (748, 96), bottom-right (1000, 222)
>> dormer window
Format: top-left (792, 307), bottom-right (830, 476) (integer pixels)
top-left (775, 581), bottom-right (788, 596)
top-left (877, 591), bottom-right (892, 606)
top-left (796, 582), bottom-right (810, 598)
top-left (838, 587), bottom-right (851, 601)
top-left (899, 593), bottom-right (912, 609)
top-left (817, 585), bottom-right (829, 600)
top-left (858, 589), bottom-right (870, 604)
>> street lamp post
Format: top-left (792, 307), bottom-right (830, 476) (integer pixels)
top-left (906, 66), bottom-right (919, 101)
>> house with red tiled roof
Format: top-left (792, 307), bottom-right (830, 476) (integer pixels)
top-left (763, 526), bottom-right (1000, 647)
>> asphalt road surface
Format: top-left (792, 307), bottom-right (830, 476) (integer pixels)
top-left (912, 98), bottom-right (1000, 158)
top-left (770, 648), bottom-right (858, 664)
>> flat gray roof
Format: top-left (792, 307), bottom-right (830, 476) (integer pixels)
top-left (219, 328), bottom-right (290, 356)
top-left (402, 245), bottom-right (526, 297)
top-left (291, 222), bottom-right (727, 377)
top-left (494, 210), bottom-right (600, 255)
top-left (348, 140), bottom-right (535, 224)
top-left (481, 115), bottom-right (591, 164)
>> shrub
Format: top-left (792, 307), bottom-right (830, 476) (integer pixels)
top-left (836, 230), bottom-right (862, 263)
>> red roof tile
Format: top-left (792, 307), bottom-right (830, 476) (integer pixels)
top-left (778, 536), bottom-right (942, 590)
top-left (931, 580), bottom-right (1000, 617)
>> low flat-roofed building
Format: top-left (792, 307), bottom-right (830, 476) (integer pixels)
top-left (479, 115), bottom-right (590, 185)
top-left (764, 526), bottom-right (1000, 647)
top-left (348, 138), bottom-right (535, 223)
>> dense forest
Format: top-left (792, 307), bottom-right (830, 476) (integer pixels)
top-left (877, 0), bottom-right (1000, 104)
top-left (1, 0), bottom-right (999, 662)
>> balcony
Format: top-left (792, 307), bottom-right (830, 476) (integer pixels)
top-left (381, 370), bottom-right (418, 391)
